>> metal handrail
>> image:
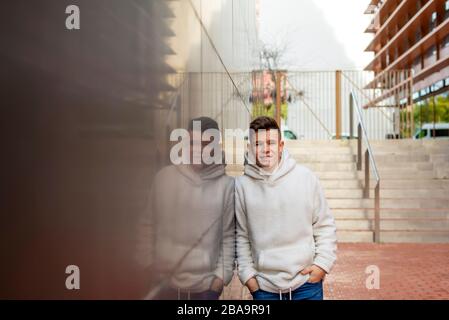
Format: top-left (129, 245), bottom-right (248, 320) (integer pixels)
top-left (350, 91), bottom-right (381, 243)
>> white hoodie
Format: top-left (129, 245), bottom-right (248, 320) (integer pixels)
top-left (136, 162), bottom-right (235, 293)
top-left (235, 149), bottom-right (337, 293)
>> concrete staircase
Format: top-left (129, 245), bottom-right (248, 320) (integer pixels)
top-left (363, 139), bottom-right (449, 243)
top-left (225, 139), bottom-right (449, 243)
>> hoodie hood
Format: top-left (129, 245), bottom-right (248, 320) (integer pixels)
top-left (175, 151), bottom-right (226, 186)
top-left (244, 149), bottom-right (296, 182)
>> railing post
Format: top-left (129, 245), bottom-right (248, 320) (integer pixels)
top-left (275, 71), bottom-right (281, 127)
top-left (357, 124), bottom-right (362, 170)
top-left (349, 93), bottom-right (354, 139)
top-left (335, 70), bottom-right (342, 139)
top-left (364, 149), bottom-right (370, 199)
top-left (374, 182), bottom-right (380, 243)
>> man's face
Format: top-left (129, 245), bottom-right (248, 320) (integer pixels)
top-left (250, 129), bottom-right (284, 171)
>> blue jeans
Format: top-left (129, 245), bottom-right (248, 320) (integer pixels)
top-left (155, 288), bottom-right (221, 300)
top-left (251, 281), bottom-right (323, 300)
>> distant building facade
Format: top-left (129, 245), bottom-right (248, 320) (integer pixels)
top-left (365, 0), bottom-right (449, 135)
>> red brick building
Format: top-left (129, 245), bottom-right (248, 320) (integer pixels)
top-left (365, 0), bottom-right (449, 134)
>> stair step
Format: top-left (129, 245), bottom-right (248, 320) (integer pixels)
top-left (376, 162), bottom-right (434, 170)
top-left (376, 189), bottom-right (449, 199)
top-left (285, 140), bottom-right (351, 147)
top-left (328, 198), bottom-right (449, 209)
top-left (325, 189), bottom-right (363, 198)
top-left (374, 154), bottom-right (430, 162)
top-left (326, 188), bottom-right (447, 199)
top-left (316, 171), bottom-right (358, 179)
top-left (362, 170), bottom-right (435, 180)
top-left (320, 180), bottom-right (362, 188)
top-left (372, 150), bottom-right (449, 156)
top-left (336, 219), bottom-right (449, 231)
top-left (368, 179), bottom-right (449, 189)
top-left (332, 208), bottom-right (449, 219)
top-left (292, 154), bottom-right (356, 163)
top-left (288, 148), bottom-right (353, 154)
top-left (301, 163), bottom-right (356, 171)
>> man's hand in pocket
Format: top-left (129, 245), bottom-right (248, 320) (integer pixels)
top-left (300, 265), bottom-right (326, 283)
top-left (246, 277), bottom-right (260, 293)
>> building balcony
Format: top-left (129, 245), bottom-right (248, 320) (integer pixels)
top-left (365, 0), bottom-right (415, 52)
top-left (366, 16), bottom-right (449, 89)
top-left (365, 0), bottom-right (442, 72)
top-left (364, 0), bottom-right (401, 30)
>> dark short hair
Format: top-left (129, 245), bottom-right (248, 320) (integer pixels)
top-left (188, 116), bottom-right (219, 133)
top-left (249, 116), bottom-right (281, 138)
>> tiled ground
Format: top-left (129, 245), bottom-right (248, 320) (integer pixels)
top-left (222, 243), bottom-right (449, 300)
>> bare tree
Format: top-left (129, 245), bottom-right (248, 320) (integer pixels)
top-left (259, 41), bottom-right (289, 70)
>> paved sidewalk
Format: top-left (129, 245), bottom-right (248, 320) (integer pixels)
top-left (223, 243), bottom-right (449, 300)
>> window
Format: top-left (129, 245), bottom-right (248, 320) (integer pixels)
top-left (435, 129), bottom-right (449, 137)
top-left (283, 130), bottom-right (297, 140)
top-left (442, 35), bottom-right (449, 48)
top-left (412, 56), bottom-right (422, 73)
top-left (430, 11), bottom-right (437, 31)
top-left (403, 38), bottom-right (410, 51)
top-left (417, 0), bottom-right (423, 11)
top-left (426, 45), bottom-right (436, 59)
top-left (415, 128), bottom-right (428, 139)
top-left (446, 0), bottom-right (449, 19)
top-left (424, 45), bottom-right (437, 63)
top-left (391, 46), bottom-right (398, 60)
top-left (420, 87), bottom-right (431, 96)
top-left (413, 91), bottom-right (420, 100)
top-left (415, 28), bottom-right (422, 42)
top-left (431, 80), bottom-right (444, 92)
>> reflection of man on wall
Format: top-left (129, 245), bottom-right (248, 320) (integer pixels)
top-left (136, 117), bottom-right (235, 300)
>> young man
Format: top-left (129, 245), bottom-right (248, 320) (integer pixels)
top-left (236, 116), bottom-right (337, 300)
top-left (136, 117), bottom-right (235, 300)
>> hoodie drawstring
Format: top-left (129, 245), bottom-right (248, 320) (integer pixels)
top-left (177, 288), bottom-right (191, 300)
top-left (278, 288), bottom-right (293, 300)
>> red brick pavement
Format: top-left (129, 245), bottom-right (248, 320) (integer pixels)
top-left (223, 243), bottom-right (449, 300)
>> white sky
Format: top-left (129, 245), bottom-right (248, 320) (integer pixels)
top-left (259, 0), bottom-right (374, 70)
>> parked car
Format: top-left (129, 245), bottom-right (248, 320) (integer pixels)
top-left (413, 123), bottom-right (449, 139)
top-left (282, 129), bottom-right (298, 140)
top-left (331, 132), bottom-right (359, 140)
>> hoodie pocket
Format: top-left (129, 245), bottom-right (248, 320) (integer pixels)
top-left (158, 245), bottom-right (212, 274)
top-left (257, 244), bottom-right (314, 275)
